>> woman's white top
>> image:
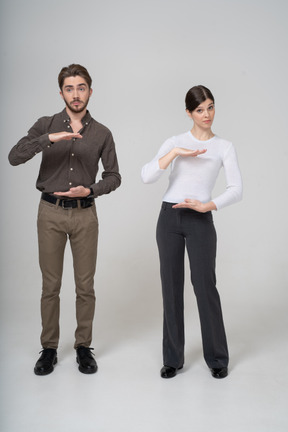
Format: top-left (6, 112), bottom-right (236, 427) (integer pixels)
top-left (141, 131), bottom-right (242, 210)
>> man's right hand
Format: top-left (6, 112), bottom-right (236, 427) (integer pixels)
top-left (48, 132), bottom-right (82, 143)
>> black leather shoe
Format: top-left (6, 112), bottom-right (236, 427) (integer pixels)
top-left (160, 365), bottom-right (183, 379)
top-left (76, 346), bottom-right (98, 374)
top-left (210, 367), bottom-right (228, 379)
top-left (34, 348), bottom-right (57, 376)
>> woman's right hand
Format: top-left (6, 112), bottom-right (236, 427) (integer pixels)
top-left (159, 147), bottom-right (207, 170)
top-left (174, 147), bottom-right (207, 157)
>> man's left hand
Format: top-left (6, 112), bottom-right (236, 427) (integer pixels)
top-left (54, 186), bottom-right (91, 198)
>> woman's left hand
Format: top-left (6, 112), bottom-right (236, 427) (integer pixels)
top-left (172, 199), bottom-right (216, 213)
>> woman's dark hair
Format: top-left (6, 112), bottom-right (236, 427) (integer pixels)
top-left (185, 85), bottom-right (214, 112)
top-left (58, 64), bottom-right (92, 90)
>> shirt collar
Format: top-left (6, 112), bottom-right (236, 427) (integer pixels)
top-left (60, 108), bottom-right (92, 126)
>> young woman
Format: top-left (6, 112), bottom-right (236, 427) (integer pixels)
top-left (141, 85), bottom-right (242, 379)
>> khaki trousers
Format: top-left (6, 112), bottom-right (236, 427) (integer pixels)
top-left (37, 199), bottom-right (98, 349)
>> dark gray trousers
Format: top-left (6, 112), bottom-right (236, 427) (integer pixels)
top-left (156, 202), bottom-right (229, 369)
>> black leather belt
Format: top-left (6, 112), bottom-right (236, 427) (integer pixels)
top-left (41, 193), bottom-right (94, 209)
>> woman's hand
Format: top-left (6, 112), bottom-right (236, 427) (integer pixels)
top-left (159, 147), bottom-right (207, 170)
top-left (172, 199), bottom-right (216, 213)
top-left (175, 148), bottom-right (207, 157)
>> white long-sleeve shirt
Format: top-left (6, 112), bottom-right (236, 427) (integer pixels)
top-left (141, 131), bottom-right (242, 210)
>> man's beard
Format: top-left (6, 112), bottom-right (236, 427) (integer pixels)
top-left (63, 96), bottom-right (90, 114)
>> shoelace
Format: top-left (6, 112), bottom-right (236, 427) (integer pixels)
top-left (38, 348), bottom-right (57, 354)
top-left (77, 347), bottom-right (95, 357)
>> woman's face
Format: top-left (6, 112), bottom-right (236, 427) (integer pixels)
top-left (187, 98), bottom-right (215, 129)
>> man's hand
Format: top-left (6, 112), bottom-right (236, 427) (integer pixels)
top-left (54, 186), bottom-right (91, 198)
top-left (172, 199), bottom-right (216, 213)
top-left (48, 132), bottom-right (82, 143)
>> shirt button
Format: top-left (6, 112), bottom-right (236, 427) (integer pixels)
top-left (69, 182), bottom-right (72, 186)
top-left (67, 125), bottom-right (70, 129)
top-left (85, 122), bottom-right (88, 125)
top-left (47, 145), bottom-right (50, 148)
top-left (70, 168), bottom-right (73, 171)
top-left (71, 153), bottom-right (75, 157)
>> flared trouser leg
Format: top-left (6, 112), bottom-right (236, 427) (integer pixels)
top-left (185, 215), bottom-right (229, 368)
top-left (156, 202), bottom-right (228, 369)
top-left (156, 204), bottom-right (186, 369)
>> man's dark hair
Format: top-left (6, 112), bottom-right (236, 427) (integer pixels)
top-left (185, 85), bottom-right (214, 112)
top-left (58, 64), bottom-right (92, 90)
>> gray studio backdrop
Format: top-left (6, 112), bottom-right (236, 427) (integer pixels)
top-left (0, 0), bottom-right (287, 354)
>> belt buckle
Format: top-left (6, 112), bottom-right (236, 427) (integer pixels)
top-left (61, 199), bottom-right (70, 209)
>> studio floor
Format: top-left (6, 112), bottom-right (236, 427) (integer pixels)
top-left (0, 299), bottom-right (287, 432)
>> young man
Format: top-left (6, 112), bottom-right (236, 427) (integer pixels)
top-left (9, 64), bottom-right (121, 375)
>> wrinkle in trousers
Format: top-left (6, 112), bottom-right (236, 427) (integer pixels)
top-left (156, 202), bottom-right (229, 369)
top-left (37, 199), bottom-right (98, 349)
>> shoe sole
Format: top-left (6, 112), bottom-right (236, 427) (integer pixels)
top-left (161, 366), bottom-right (183, 379)
top-left (210, 368), bottom-right (228, 379)
top-left (211, 372), bottom-right (228, 379)
top-left (76, 358), bottom-right (98, 374)
top-left (161, 372), bottom-right (176, 378)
